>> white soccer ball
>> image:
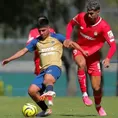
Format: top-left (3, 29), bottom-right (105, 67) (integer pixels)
top-left (22, 103), bottom-right (38, 117)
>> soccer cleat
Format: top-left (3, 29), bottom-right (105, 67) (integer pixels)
top-left (82, 96), bottom-right (93, 106)
top-left (39, 91), bottom-right (56, 102)
top-left (36, 109), bottom-right (52, 117)
top-left (96, 106), bottom-right (107, 116)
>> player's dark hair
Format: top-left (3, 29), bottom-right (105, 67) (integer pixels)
top-left (86, 0), bottom-right (100, 11)
top-left (37, 16), bottom-right (49, 28)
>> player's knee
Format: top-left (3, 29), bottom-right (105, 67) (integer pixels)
top-left (78, 61), bottom-right (86, 69)
top-left (75, 56), bottom-right (86, 69)
top-left (43, 78), bottom-right (55, 85)
top-left (92, 84), bottom-right (101, 91)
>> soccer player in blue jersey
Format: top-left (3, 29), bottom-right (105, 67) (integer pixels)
top-left (2, 16), bottom-right (87, 117)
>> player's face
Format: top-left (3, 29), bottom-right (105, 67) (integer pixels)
top-left (87, 10), bottom-right (100, 23)
top-left (38, 26), bottom-right (50, 39)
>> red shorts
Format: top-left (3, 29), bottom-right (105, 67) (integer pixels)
top-left (73, 49), bottom-right (101, 76)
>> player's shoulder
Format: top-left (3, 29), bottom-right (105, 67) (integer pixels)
top-left (101, 18), bottom-right (110, 28)
top-left (73, 12), bottom-right (86, 23)
top-left (29, 37), bottom-right (39, 44)
top-left (50, 33), bottom-right (65, 43)
top-left (75, 12), bottom-right (86, 18)
top-left (79, 12), bottom-right (86, 16)
top-left (29, 28), bottom-right (38, 33)
top-left (29, 35), bottom-right (42, 44)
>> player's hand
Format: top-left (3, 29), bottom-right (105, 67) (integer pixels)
top-left (82, 51), bottom-right (89, 57)
top-left (2, 59), bottom-right (10, 66)
top-left (63, 40), bottom-right (73, 48)
top-left (102, 58), bottom-right (110, 68)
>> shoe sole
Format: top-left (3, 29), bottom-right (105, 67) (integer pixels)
top-left (85, 104), bottom-right (93, 107)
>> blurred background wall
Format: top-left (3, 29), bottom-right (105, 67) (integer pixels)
top-left (0, 0), bottom-right (118, 96)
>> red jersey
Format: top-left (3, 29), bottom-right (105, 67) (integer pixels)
top-left (27, 28), bottom-right (55, 75)
top-left (66, 12), bottom-right (116, 59)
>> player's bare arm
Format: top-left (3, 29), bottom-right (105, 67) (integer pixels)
top-left (63, 40), bottom-right (72, 48)
top-left (70, 42), bottom-right (89, 57)
top-left (63, 40), bottom-right (88, 57)
top-left (2, 48), bottom-right (28, 66)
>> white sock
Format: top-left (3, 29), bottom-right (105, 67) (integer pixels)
top-left (82, 92), bottom-right (88, 97)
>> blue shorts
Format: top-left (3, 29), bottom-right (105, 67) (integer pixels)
top-left (32, 65), bottom-right (61, 89)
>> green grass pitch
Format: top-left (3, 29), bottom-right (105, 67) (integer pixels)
top-left (0, 96), bottom-right (118, 118)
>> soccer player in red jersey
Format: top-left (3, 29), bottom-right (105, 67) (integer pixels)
top-left (64, 0), bottom-right (116, 116)
top-left (26, 16), bottom-right (55, 106)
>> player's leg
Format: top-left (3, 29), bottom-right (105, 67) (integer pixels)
top-left (90, 75), bottom-right (107, 116)
top-left (37, 84), bottom-right (52, 117)
top-left (73, 49), bottom-right (92, 106)
top-left (34, 51), bottom-right (53, 105)
top-left (40, 65), bottom-right (61, 105)
top-left (40, 74), bottom-right (56, 106)
top-left (87, 53), bottom-right (107, 116)
top-left (28, 72), bottom-right (52, 117)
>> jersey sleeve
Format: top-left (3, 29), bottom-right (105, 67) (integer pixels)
top-left (26, 39), bottom-right (38, 52)
top-left (102, 23), bottom-right (116, 59)
top-left (66, 13), bottom-right (82, 39)
top-left (102, 24), bottom-right (115, 43)
top-left (51, 33), bottom-right (66, 43)
top-left (72, 14), bottom-right (81, 25)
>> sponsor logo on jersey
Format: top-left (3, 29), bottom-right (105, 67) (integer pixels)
top-left (41, 47), bottom-right (55, 52)
top-left (47, 69), bottom-right (52, 73)
top-left (41, 52), bottom-right (55, 56)
top-left (51, 41), bottom-right (55, 44)
top-left (80, 32), bottom-right (95, 40)
top-left (40, 47), bottom-right (56, 56)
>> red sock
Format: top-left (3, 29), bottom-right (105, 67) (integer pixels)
top-left (77, 70), bottom-right (87, 93)
top-left (93, 89), bottom-right (102, 105)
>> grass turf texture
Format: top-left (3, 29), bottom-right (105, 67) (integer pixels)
top-left (0, 96), bottom-right (118, 118)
